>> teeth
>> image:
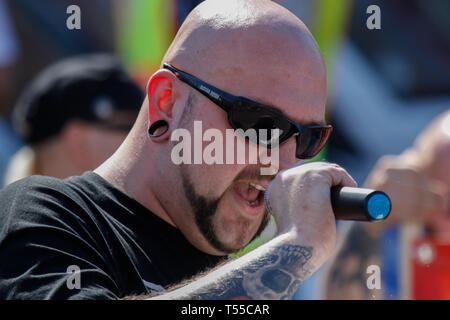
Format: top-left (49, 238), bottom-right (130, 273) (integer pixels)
top-left (247, 183), bottom-right (264, 206)
top-left (249, 183), bottom-right (266, 191)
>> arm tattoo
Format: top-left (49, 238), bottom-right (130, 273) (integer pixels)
top-left (242, 245), bottom-right (312, 299)
top-left (159, 244), bottom-right (313, 300)
top-left (325, 223), bottom-right (381, 299)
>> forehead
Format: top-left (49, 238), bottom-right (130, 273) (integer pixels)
top-left (204, 63), bottom-right (327, 126)
top-left (177, 23), bottom-right (328, 125)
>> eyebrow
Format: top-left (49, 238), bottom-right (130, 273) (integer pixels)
top-left (247, 96), bottom-right (326, 127)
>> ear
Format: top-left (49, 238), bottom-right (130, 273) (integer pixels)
top-left (147, 69), bottom-right (178, 125)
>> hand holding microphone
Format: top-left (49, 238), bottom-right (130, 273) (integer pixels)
top-left (262, 162), bottom-right (390, 278)
top-left (264, 162), bottom-right (391, 229)
top-left (263, 162), bottom-right (361, 261)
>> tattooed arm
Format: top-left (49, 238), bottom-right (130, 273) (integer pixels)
top-left (115, 163), bottom-right (356, 300)
top-left (144, 162), bottom-right (357, 300)
top-left (323, 222), bottom-right (383, 300)
top-left (151, 233), bottom-right (315, 300)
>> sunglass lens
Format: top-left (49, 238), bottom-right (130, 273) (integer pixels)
top-left (296, 127), bottom-right (332, 159)
top-left (230, 107), bottom-right (291, 147)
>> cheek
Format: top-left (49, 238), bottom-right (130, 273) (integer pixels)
top-left (185, 163), bottom-right (246, 198)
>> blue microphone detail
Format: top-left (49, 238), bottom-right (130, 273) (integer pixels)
top-left (330, 186), bottom-right (391, 221)
top-left (367, 193), bottom-right (391, 220)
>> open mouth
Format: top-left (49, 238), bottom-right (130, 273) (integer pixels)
top-left (232, 181), bottom-right (267, 216)
top-left (248, 182), bottom-right (266, 205)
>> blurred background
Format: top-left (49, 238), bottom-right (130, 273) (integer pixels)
top-left (0, 0), bottom-right (448, 299)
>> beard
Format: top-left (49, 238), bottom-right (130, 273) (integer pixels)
top-left (181, 168), bottom-right (271, 254)
top-left (176, 92), bottom-right (272, 254)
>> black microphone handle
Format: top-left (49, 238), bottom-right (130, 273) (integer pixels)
top-left (330, 186), bottom-right (391, 222)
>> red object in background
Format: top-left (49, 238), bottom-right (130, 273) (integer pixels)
top-left (412, 238), bottom-right (450, 299)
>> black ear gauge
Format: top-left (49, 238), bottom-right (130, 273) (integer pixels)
top-left (148, 120), bottom-right (169, 138)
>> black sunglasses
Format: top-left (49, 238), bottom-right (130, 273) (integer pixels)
top-left (163, 63), bottom-right (332, 159)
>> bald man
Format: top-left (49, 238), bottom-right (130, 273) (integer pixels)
top-left (0, 0), bottom-right (356, 300)
top-left (325, 110), bottom-right (450, 300)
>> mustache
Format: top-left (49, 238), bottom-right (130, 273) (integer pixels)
top-left (232, 166), bottom-right (277, 185)
top-left (214, 166), bottom-right (276, 201)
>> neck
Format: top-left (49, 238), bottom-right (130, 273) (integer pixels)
top-left (94, 115), bottom-right (177, 228)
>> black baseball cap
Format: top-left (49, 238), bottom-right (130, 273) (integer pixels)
top-left (12, 54), bottom-right (145, 144)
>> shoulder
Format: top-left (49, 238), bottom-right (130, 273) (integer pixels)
top-left (3, 174), bottom-right (74, 194)
top-left (0, 174), bottom-right (94, 235)
top-left (1, 175), bottom-right (79, 210)
top-left (0, 175), bottom-right (120, 299)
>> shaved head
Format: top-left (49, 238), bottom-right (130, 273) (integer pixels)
top-left (162, 0), bottom-right (326, 123)
top-left (164, 0), bottom-right (323, 69)
top-left (99, 0), bottom-right (328, 255)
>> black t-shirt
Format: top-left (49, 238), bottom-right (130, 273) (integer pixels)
top-left (0, 172), bottom-right (225, 299)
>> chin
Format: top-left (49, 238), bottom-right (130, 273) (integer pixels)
top-left (214, 226), bottom-right (258, 254)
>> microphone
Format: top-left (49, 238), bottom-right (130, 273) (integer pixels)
top-left (330, 186), bottom-right (391, 222)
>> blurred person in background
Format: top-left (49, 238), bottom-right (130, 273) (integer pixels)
top-left (325, 110), bottom-right (450, 299)
top-left (5, 0), bottom-right (116, 97)
top-left (1, 0), bottom-right (119, 184)
top-left (3, 54), bottom-right (144, 186)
